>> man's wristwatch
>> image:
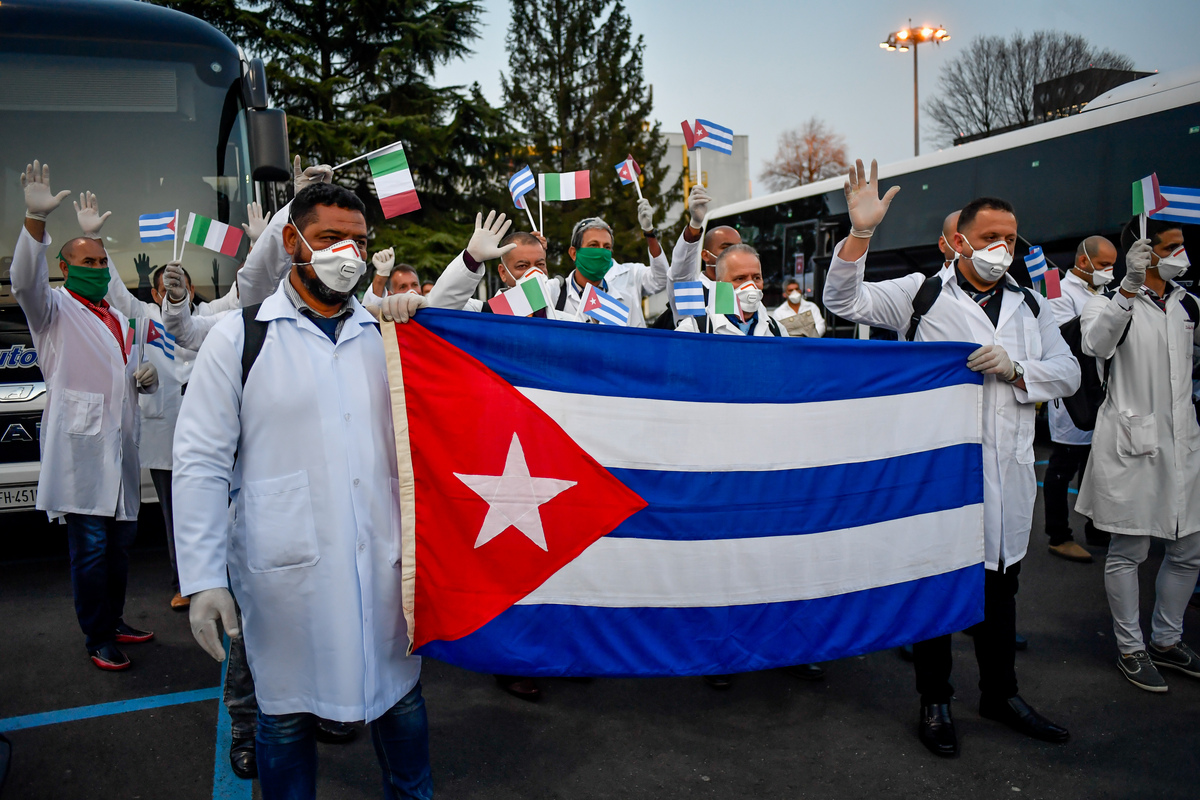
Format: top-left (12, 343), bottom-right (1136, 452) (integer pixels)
top-left (643, 228), bottom-right (658, 239)
top-left (1006, 361), bottom-right (1024, 384)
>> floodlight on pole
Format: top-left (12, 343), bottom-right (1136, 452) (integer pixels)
top-left (880, 19), bottom-right (950, 157)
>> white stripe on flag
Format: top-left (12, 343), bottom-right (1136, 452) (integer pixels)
top-left (375, 169), bottom-right (416, 197)
top-left (516, 382), bottom-right (981, 472)
top-left (518, 504), bottom-right (984, 608)
top-left (590, 306), bottom-right (628, 326)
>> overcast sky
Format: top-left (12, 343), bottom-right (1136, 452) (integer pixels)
top-left (437, 0), bottom-right (1200, 197)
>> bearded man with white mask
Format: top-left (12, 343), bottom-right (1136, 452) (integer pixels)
top-left (173, 182), bottom-right (434, 799)
top-left (823, 160), bottom-right (1080, 758)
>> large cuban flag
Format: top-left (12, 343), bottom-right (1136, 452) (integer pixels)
top-left (383, 310), bottom-right (985, 677)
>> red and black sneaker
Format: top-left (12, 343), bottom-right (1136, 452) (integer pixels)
top-left (89, 643), bottom-right (131, 671)
top-left (114, 623), bottom-right (155, 644)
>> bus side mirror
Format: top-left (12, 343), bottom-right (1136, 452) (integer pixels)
top-left (247, 108), bottom-right (291, 183)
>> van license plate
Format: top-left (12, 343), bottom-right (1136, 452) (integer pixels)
top-left (0, 485), bottom-right (37, 510)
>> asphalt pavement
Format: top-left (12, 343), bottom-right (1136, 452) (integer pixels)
top-left (2, 445), bottom-right (1198, 800)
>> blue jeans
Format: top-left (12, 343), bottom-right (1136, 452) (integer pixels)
top-left (64, 514), bottom-right (138, 650)
top-left (256, 682), bottom-right (432, 800)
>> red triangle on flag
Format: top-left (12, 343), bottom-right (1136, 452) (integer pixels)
top-left (392, 321), bottom-right (647, 649)
top-left (693, 122), bottom-right (709, 142)
top-left (583, 287), bottom-right (603, 311)
top-left (168, 215), bottom-right (177, 233)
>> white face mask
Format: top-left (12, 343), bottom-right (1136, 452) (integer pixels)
top-left (734, 280), bottom-right (762, 314)
top-left (1083, 252), bottom-right (1114, 287)
top-left (787, 290), bottom-right (803, 305)
top-left (1155, 245), bottom-right (1191, 280)
top-left (292, 221), bottom-right (367, 293)
top-left (963, 239), bottom-right (1013, 282)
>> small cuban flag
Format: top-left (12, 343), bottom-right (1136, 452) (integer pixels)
top-left (508, 165), bottom-right (536, 210)
top-left (692, 119), bottom-right (734, 155)
top-left (1153, 185), bottom-right (1200, 225)
top-left (1024, 246), bottom-right (1048, 281)
top-left (673, 281), bottom-right (706, 316)
top-left (614, 155), bottom-right (641, 186)
top-left (580, 284), bottom-right (630, 326)
top-left (139, 211), bottom-right (177, 243)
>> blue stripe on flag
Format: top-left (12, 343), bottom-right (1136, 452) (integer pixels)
top-left (417, 564), bottom-right (984, 676)
top-left (509, 166), bottom-right (536, 210)
top-left (695, 119), bottom-right (734, 154)
top-left (673, 281), bottom-right (705, 314)
top-left (608, 443), bottom-right (982, 541)
top-left (1153, 186), bottom-right (1200, 224)
top-left (412, 309), bottom-right (981, 404)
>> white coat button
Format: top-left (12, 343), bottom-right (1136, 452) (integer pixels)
top-left (358, 542), bottom-right (365, 553)
top-left (333, 353), bottom-right (339, 359)
top-left (345, 413), bottom-right (351, 421)
top-left (354, 478), bottom-right (361, 486)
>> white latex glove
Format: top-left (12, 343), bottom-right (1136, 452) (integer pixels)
top-left (134, 361), bottom-right (159, 393)
top-left (21, 160), bottom-right (71, 221)
top-left (74, 191), bottom-right (112, 239)
top-left (189, 587), bottom-right (240, 663)
top-left (466, 210), bottom-right (516, 262)
top-left (1122, 238), bottom-right (1151, 294)
top-left (372, 247), bottom-right (396, 277)
top-left (844, 159), bottom-right (900, 238)
top-left (379, 292), bottom-right (428, 323)
top-left (688, 184), bottom-right (711, 229)
top-left (241, 202), bottom-right (271, 244)
top-left (293, 155), bottom-right (333, 194)
top-left (637, 198), bottom-right (656, 232)
top-left (163, 261), bottom-right (188, 303)
top-left (967, 344), bottom-right (1015, 379)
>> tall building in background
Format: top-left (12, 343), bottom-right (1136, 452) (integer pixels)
top-left (660, 132), bottom-right (751, 223)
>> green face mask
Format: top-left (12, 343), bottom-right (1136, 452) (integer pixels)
top-left (62, 258), bottom-right (111, 303)
top-left (574, 247), bottom-right (614, 282)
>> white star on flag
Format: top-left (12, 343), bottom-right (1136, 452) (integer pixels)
top-left (454, 433), bottom-right (577, 551)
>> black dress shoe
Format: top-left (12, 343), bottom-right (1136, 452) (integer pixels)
top-left (918, 703), bottom-right (958, 757)
top-left (495, 675), bottom-right (542, 702)
top-left (979, 695), bottom-right (1069, 743)
top-left (229, 735), bottom-right (257, 779)
top-left (315, 719), bottom-right (358, 744)
top-left (703, 674), bottom-right (733, 690)
top-left (782, 663), bottom-right (826, 681)
top-left (88, 642), bottom-right (131, 671)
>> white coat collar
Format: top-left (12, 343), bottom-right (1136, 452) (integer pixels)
top-left (256, 278), bottom-right (378, 344)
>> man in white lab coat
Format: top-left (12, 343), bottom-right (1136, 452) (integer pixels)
top-left (362, 249), bottom-right (421, 310)
top-left (1043, 236), bottom-right (1118, 563)
top-left (173, 183), bottom-right (445, 799)
top-left (659, 185), bottom-right (744, 329)
top-left (676, 245), bottom-right (787, 338)
top-left (1078, 218), bottom-right (1200, 693)
top-left (11, 163), bottom-right (159, 672)
top-left (822, 160), bottom-right (1079, 758)
top-left (771, 277), bottom-right (826, 338)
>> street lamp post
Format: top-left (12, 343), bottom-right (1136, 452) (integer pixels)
top-left (881, 21), bottom-right (950, 157)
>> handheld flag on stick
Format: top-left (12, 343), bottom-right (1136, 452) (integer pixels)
top-left (673, 281), bottom-right (706, 316)
top-left (509, 166), bottom-right (536, 210)
top-left (183, 213), bottom-right (243, 257)
top-left (709, 281), bottom-right (739, 318)
top-left (540, 171), bottom-right (591, 202)
top-left (367, 143), bottom-right (421, 218)
top-left (693, 119), bottom-right (734, 155)
top-left (1043, 268), bottom-right (1061, 299)
top-left (1132, 173), bottom-right (1169, 239)
top-left (580, 284), bottom-right (630, 326)
top-left (1153, 185), bottom-right (1200, 225)
top-left (1024, 246), bottom-right (1047, 281)
top-left (488, 274), bottom-right (549, 317)
top-left (614, 156), bottom-right (643, 200)
top-left (139, 211), bottom-right (177, 243)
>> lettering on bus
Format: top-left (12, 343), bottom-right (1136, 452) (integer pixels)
top-left (0, 345), bottom-right (38, 369)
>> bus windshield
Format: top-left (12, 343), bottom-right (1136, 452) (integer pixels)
top-left (0, 52), bottom-right (252, 306)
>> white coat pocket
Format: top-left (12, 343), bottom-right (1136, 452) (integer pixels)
top-left (1022, 317), bottom-right (1042, 360)
top-left (61, 389), bottom-right (103, 436)
top-left (1016, 412), bottom-right (1036, 464)
top-left (138, 386), bottom-right (166, 420)
top-left (1117, 412), bottom-right (1157, 458)
top-left (243, 470), bottom-right (321, 573)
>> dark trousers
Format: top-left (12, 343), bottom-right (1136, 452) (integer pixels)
top-left (913, 563), bottom-right (1020, 705)
top-left (64, 514), bottom-right (139, 650)
top-left (225, 628), bottom-right (259, 738)
top-left (1043, 443), bottom-right (1097, 546)
top-left (149, 469), bottom-right (179, 590)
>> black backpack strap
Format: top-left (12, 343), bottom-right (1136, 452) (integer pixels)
top-left (905, 274), bottom-right (943, 341)
top-left (556, 277), bottom-right (571, 312)
top-left (1019, 286), bottom-right (1042, 317)
top-left (765, 316), bottom-right (782, 337)
top-left (241, 303), bottom-right (269, 387)
top-left (1181, 292), bottom-right (1199, 325)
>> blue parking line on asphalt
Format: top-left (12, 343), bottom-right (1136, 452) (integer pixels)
top-left (1037, 481), bottom-right (1078, 495)
top-left (0, 686), bottom-right (220, 733)
top-left (213, 637), bottom-right (252, 800)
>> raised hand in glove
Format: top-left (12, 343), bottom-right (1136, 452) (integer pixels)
top-left (1122, 238), bottom-right (1151, 295)
top-left (293, 155), bottom-right (333, 194)
top-left (74, 191), bottom-right (112, 239)
top-left (372, 247), bottom-right (396, 277)
top-left (688, 184), bottom-right (711, 229)
top-left (189, 587), bottom-right (240, 663)
top-left (134, 254), bottom-right (153, 289)
top-left (241, 202), bottom-right (271, 245)
top-left (466, 210), bottom-right (516, 263)
top-left (967, 344), bottom-right (1015, 379)
top-left (134, 361), bottom-right (159, 393)
top-left (21, 160), bottom-right (71, 221)
top-left (163, 261), bottom-right (188, 303)
top-left (637, 198), bottom-right (656, 232)
top-left (844, 159), bottom-right (900, 239)
top-left (379, 292), bottom-right (428, 323)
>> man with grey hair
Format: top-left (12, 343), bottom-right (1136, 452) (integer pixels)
top-left (1043, 235), bottom-right (1119, 563)
top-left (676, 244), bottom-right (786, 337)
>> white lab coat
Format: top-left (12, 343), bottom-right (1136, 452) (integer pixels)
top-left (771, 299), bottom-right (827, 337)
top-left (823, 241), bottom-right (1080, 570)
top-left (676, 309), bottom-right (789, 337)
top-left (172, 281), bottom-right (420, 722)
top-left (1076, 284), bottom-right (1200, 539)
top-left (105, 270), bottom-right (197, 471)
top-left (426, 252), bottom-right (571, 319)
top-left (11, 228), bottom-right (145, 520)
top-left (1047, 270), bottom-right (1100, 446)
top-left (556, 249), bottom-right (670, 327)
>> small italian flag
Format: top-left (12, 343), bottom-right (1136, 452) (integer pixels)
top-left (539, 170), bottom-right (591, 202)
top-left (184, 213), bottom-right (244, 257)
top-left (488, 274), bottom-right (549, 316)
top-left (368, 142), bottom-right (421, 218)
top-left (1132, 173), bottom-right (1170, 217)
top-left (709, 281), bottom-right (738, 316)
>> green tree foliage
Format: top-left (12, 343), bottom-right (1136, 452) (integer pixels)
top-left (145, 0), bottom-right (516, 274)
top-left (502, 0), bottom-right (670, 272)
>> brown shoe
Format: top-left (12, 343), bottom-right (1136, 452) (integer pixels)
top-left (170, 592), bottom-right (191, 611)
top-left (1048, 541), bottom-right (1093, 563)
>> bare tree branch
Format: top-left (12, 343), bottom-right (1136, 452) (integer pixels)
top-left (760, 117), bottom-right (849, 193)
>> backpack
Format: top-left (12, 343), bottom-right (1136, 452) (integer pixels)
top-left (241, 303), bottom-right (268, 386)
top-left (904, 274), bottom-right (1040, 342)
